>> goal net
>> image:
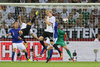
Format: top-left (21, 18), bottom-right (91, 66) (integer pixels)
top-left (0, 3), bottom-right (100, 61)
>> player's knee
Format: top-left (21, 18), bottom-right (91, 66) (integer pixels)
top-left (50, 41), bottom-right (54, 45)
top-left (63, 46), bottom-right (68, 50)
top-left (39, 36), bottom-right (44, 41)
top-left (23, 49), bottom-right (27, 52)
top-left (49, 46), bottom-right (53, 49)
top-left (13, 48), bottom-right (16, 52)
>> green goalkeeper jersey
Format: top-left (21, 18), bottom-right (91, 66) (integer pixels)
top-left (57, 29), bottom-right (65, 42)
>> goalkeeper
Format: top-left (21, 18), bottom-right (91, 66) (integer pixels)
top-left (53, 25), bottom-right (75, 61)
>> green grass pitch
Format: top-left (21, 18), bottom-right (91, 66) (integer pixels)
top-left (0, 62), bottom-right (100, 67)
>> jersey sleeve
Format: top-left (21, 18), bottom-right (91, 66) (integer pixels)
top-left (49, 17), bottom-right (56, 24)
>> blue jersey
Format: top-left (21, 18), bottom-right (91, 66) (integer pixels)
top-left (54, 22), bottom-right (58, 38)
top-left (8, 28), bottom-right (22, 43)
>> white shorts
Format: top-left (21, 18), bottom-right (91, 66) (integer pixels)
top-left (54, 38), bottom-right (57, 44)
top-left (45, 38), bottom-right (57, 45)
top-left (13, 43), bottom-right (26, 51)
top-left (45, 38), bottom-right (58, 49)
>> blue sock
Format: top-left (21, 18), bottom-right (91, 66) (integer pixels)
top-left (12, 52), bottom-right (15, 61)
top-left (49, 49), bottom-right (53, 59)
top-left (40, 47), bottom-right (47, 55)
top-left (25, 52), bottom-right (28, 60)
top-left (40, 48), bottom-right (45, 55)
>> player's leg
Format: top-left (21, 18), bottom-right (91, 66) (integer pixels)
top-left (31, 10), bottom-right (39, 23)
top-left (12, 43), bottom-right (17, 61)
top-left (20, 35), bottom-right (28, 48)
top-left (53, 44), bottom-right (63, 58)
top-left (46, 45), bottom-right (53, 63)
top-left (23, 49), bottom-right (30, 61)
top-left (63, 45), bottom-right (75, 61)
top-left (39, 32), bottom-right (48, 56)
top-left (18, 43), bottom-right (30, 61)
top-left (45, 38), bottom-right (53, 63)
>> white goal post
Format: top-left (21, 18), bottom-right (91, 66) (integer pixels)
top-left (0, 3), bottom-right (100, 6)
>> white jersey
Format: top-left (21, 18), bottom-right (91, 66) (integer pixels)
top-left (20, 23), bottom-right (33, 34)
top-left (20, 23), bottom-right (27, 29)
top-left (45, 16), bottom-right (55, 33)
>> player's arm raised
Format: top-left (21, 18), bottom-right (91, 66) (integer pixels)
top-left (18, 15), bottom-right (22, 24)
top-left (45, 16), bottom-right (51, 26)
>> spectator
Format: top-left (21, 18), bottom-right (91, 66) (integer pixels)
top-left (82, 8), bottom-right (90, 25)
top-left (0, 6), bottom-right (9, 19)
top-left (64, 0), bottom-right (68, 3)
top-left (72, 0), bottom-right (80, 3)
top-left (0, 21), bottom-right (8, 38)
top-left (68, 0), bottom-right (72, 3)
top-left (8, 0), bottom-right (13, 3)
top-left (39, 0), bottom-right (48, 3)
top-left (32, 19), bottom-right (39, 28)
top-left (20, 0), bottom-right (26, 3)
top-left (58, 0), bottom-right (64, 3)
top-left (27, 0), bottom-right (32, 3)
top-left (0, 12), bottom-right (4, 26)
top-left (38, 14), bottom-right (44, 28)
top-left (98, 19), bottom-right (100, 28)
top-left (92, 8), bottom-right (99, 26)
top-left (6, 6), bottom-right (15, 14)
top-left (61, 8), bottom-right (69, 18)
top-left (78, 14), bottom-right (85, 27)
top-left (21, 7), bottom-right (27, 15)
top-left (56, 13), bottom-right (63, 24)
top-left (0, 0), bottom-right (8, 3)
top-left (76, 18), bottom-right (83, 28)
top-left (68, 13), bottom-right (76, 28)
top-left (88, 14), bottom-right (98, 28)
top-left (72, 9), bottom-right (79, 20)
top-left (81, 0), bottom-right (89, 3)
top-left (52, 7), bottom-right (57, 16)
top-left (77, 8), bottom-right (82, 14)
top-left (91, 0), bottom-right (98, 3)
top-left (51, 0), bottom-right (58, 3)
top-left (5, 13), bottom-right (15, 28)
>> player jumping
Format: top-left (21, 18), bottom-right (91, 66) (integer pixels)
top-left (18, 11), bottom-right (40, 47)
top-left (39, 10), bottom-right (56, 63)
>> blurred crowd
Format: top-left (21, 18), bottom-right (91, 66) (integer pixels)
top-left (0, 0), bottom-right (100, 3)
top-left (0, 5), bottom-right (100, 38)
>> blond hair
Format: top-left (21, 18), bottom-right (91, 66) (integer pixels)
top-left (46, 10), bottom-right (52, 14)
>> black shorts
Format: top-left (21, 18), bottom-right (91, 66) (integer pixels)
top-left (42, 31), bottom-right (53, 42)
top-left (21, 25), bottom-right (31, 36)
top-left (98, 28), bottom-right (100, 34)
